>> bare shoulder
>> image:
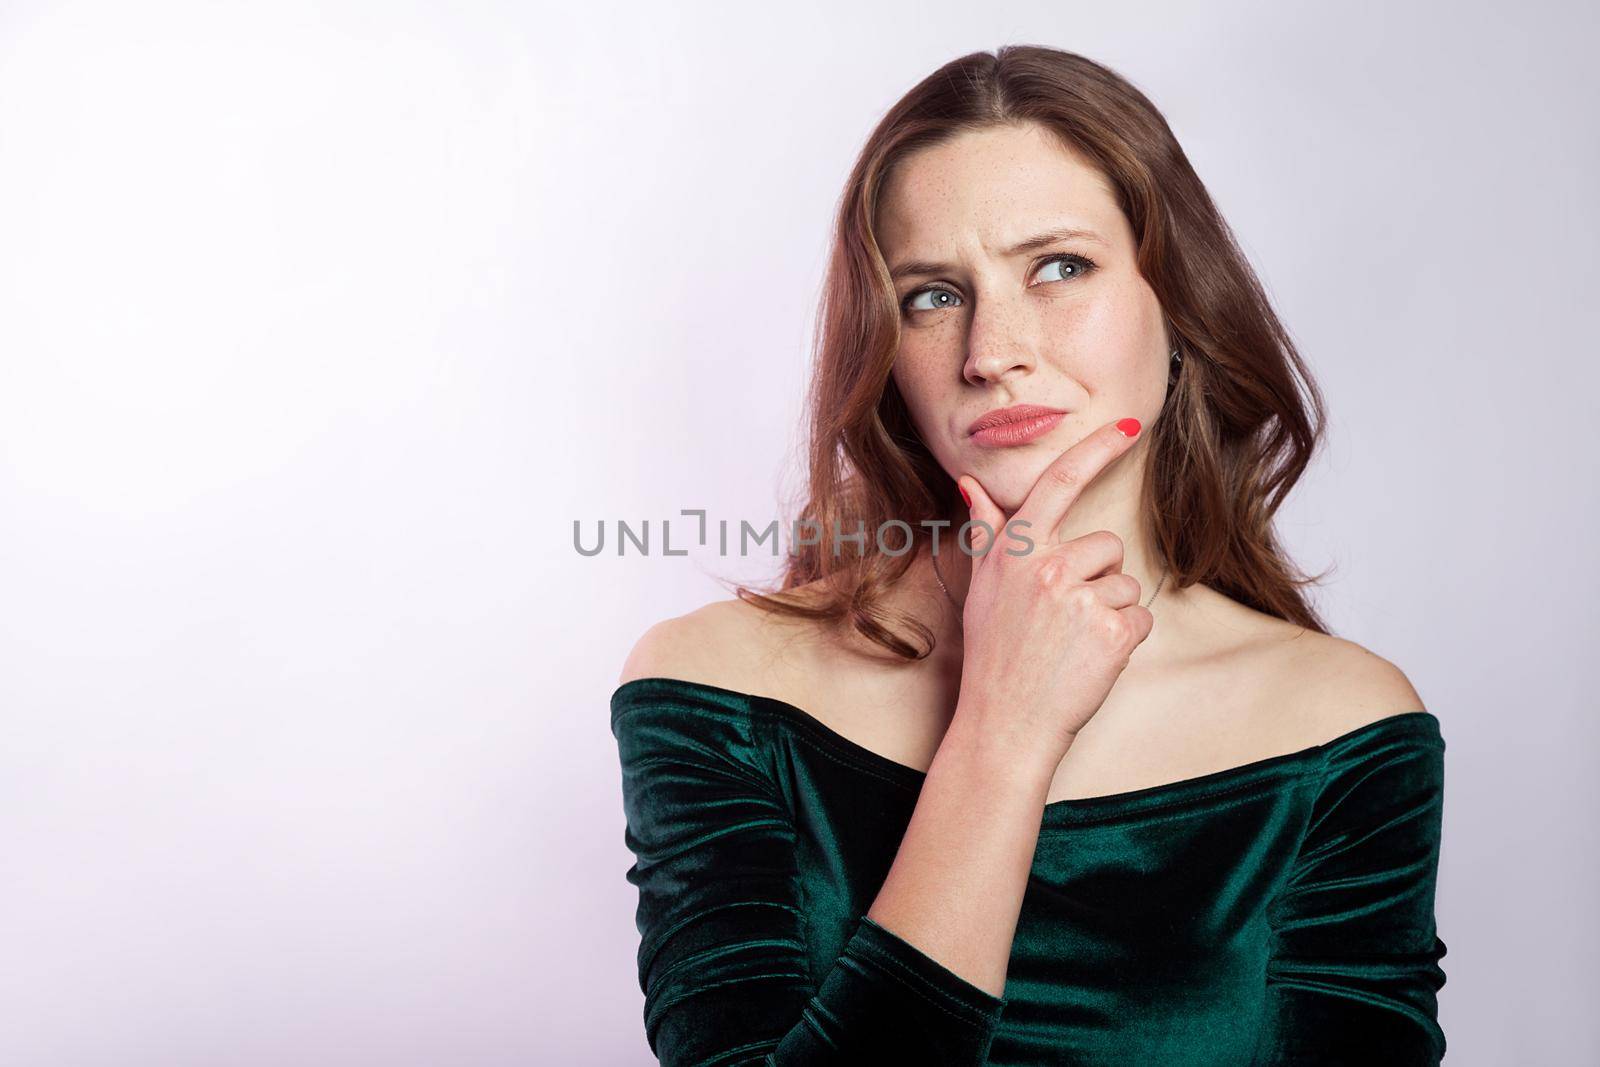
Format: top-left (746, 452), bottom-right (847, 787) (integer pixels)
top-left (615, 599), bottom-right (751, 689)
top-left (1173, 585), bottom-right (1427, 751)
top-left (615, 592), bottom-right (822, 693)
top-left (1264, 628), bottom-right (1428, 742)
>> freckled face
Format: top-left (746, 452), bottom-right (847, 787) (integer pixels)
top-left (876, 122), bottom-right (1171, 513)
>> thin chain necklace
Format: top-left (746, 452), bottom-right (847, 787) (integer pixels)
top-left (931, 549), bottom-right (1168, 611)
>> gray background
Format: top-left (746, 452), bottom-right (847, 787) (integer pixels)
top-left (0, 1), bottom-right (1593, 1063)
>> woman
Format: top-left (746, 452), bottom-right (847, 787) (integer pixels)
top-left (611, 45), bottom-right (1446, 1065)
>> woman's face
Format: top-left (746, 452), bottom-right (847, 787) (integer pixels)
top-left (877, 122), bottom-right (1171, 514)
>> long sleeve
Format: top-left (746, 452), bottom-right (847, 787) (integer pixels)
top-left (612, 680), bottom-right (1008, 1065)
top-left (1252, 716), bottom-right (1448, 1065)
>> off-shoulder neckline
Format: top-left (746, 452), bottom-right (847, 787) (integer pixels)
top-left (611, 675), bottom-right (1441, 822)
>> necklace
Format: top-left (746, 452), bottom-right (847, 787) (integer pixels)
top-left (931, 549), bottom-right (1168, 611)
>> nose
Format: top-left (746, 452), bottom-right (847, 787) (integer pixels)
top-left (961, 302), bottom-right (1036, 385)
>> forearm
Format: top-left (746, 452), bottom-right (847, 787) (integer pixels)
top-left (865, 702), bottom-right (1063, 999)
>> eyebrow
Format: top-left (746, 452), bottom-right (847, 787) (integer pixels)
top-left (888, 226), bottom-right (1109, 282)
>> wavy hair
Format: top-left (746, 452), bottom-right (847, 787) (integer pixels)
top-left (727, 45), bottom-right (1331, 659)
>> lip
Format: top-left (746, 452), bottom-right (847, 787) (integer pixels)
top-left (967, 404), bottom-right (1069, 448)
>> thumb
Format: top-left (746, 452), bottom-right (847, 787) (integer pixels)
top-left (954, 474), bottom-right (1007, 562)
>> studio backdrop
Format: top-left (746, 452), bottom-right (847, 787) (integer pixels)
top-left (0, 2), bottom-right (1594, 1064)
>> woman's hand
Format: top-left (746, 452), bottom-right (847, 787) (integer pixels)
top-left (950, 417), bottom-right (1156, 768)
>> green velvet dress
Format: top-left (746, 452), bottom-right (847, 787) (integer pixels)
top-left (611, 676), bottom-right (1448, 1065)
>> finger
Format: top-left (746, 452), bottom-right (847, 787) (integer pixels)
top-left (1040, 528), bottom-right (1126, 586)
top-left (1012, 417), bottom-right (1142, 543)
top-left (1118, 603), bottom-right (1156, 648)
top-left (1080, 557), bottom-right (1138, 603)
top-left (1063, 529), bottom-right (1127, 580)
top-left (955, 474), bottom-right (1006, 564)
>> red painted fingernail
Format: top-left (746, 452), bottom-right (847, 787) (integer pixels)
top-left (1116, 418), bottom-right (1141, 438)
top-left (958, 483), bottom-right (971, 507)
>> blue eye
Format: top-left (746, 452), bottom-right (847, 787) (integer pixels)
top-left (903, 287), bottom-right (962, 313)
top-left (898, 252), bottom-right (1099, 314)
top-left (1032, 253), bottom-right (1097, 284)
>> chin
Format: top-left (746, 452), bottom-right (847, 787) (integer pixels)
top-left (939, 449), bottom-right (1054, 513)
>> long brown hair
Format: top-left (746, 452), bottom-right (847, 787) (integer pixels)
top-left (726, 44), bottom-right (1332, 659)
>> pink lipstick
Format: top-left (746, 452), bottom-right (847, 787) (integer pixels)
top-left (967, 404), bottom-right (1069, 448)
